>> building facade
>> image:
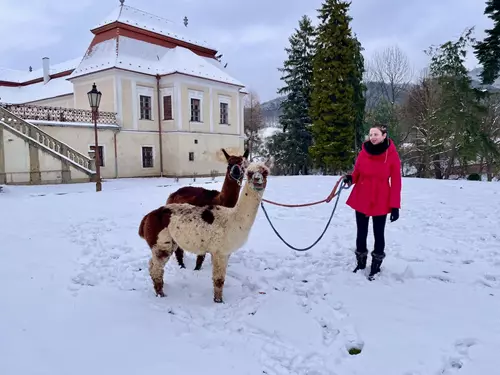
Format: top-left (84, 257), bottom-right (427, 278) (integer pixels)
top-left (0, 2), bottom-right (247, 185)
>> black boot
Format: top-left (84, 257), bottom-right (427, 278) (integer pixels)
top-left (353, 250), bottom-right (368, 273)
top-left (368, 252), bottom-right (385, 280)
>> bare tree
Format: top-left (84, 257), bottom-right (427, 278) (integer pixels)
top-left (366, 44), bottom-right (414, 106)
top-left (400, 68), bottom-right (448, 178)
top-left (243, 90), bottom-right (265, 159)
top-left (365, 45), bottom-right (414, 164)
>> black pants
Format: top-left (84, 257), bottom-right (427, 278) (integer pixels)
top-left (355, 211), bottom-right (387, 257)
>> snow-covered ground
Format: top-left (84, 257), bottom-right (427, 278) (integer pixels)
top-left (1, 175), bottom-right (499, 374)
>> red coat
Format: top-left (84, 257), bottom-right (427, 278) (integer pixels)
top-left (346, 139), bottom-right (402, 216)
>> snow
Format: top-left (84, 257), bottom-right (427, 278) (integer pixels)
top-left (69, 36), bottom-right (245, 87)
top-left (0, 57), bottom-right (81, 84)
top-left (0, 56), bottom-right (80, 104)
top-left (93, 4), bottom-right (215, 50)
top-left (0, 76), bottom-right (74, 104)
top-left (1, 175), bottom-right (500, 374)
top-left (28, 119), bottom-right (119, 129)
top-left (260, 126), bottom-right (281, 139)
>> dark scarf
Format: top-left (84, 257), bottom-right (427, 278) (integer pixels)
top-left (364, 138), bottom-right (390, 155)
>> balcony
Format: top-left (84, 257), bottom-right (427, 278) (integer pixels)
top-left (0, 103), bottom-right (118, 125)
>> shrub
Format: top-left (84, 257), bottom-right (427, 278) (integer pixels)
top-left (467, 173), bottom-right (481, 181)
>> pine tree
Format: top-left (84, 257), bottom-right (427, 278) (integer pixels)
top-left (427, 28), bottom-right (488, 178)
top-left (274, 15), bottom-right (315, 174)
top-left (309, 0), bottom-right (359, 173)
top-left (474, 0), bottom-right (500, 85)
top-left (351, 35), bottom-right (366, 151)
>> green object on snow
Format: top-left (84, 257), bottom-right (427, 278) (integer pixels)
top-left (348, 347), bottom-right (362, 355)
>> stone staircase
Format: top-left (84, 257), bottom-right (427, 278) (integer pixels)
top-left (0, 106), bottom-right (96, 179)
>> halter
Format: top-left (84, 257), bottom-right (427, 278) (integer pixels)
top-left (229, 164), bottom-right (244, 186)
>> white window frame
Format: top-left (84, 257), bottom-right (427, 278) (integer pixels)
top-left (189, 89), bottom-right (204, 123)
top-left (161, 87), bottom-right (174, 121)
top-left (218, 95), bottom-right (230, 125)
top-left (141, 145), bottom-right (155, 169)
top-left (137, 86), bottom-right (155, 121)
top-left (87, 144), bottom-right (106, 168)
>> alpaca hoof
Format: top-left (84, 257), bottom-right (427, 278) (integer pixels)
top-left (213, 297), bottom-right (224, 303)
top-left (155, 290), bottom-right (165, 297)
top-left (179, 264), bottom-right (186, 269)
top-left (194, 266), bottom-right (202, 271)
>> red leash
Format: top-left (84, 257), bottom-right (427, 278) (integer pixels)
top-left (261, 176), bottom-right (344, 207)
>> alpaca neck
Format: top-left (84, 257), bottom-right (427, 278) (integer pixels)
top-left (219, 172), bottom-right (241, 207)
top-left (233, 181), bottom-right (263, 229)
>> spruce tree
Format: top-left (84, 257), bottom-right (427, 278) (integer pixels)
top-left (309, 0), bottom-right (359, 173)
top-left (351, 35), bottom-right (366, 151)
top-left (274, 15), bottom-right (315, 175)
top-left (474, 0), bottom-right (500, 85)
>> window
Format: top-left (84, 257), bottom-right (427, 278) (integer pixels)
top-left (189, 89), bottom-right (203, 122)
top-left (189, 152), bottom-right (194, 161)
top-left (190, 98), bottom-right (200, 122)
top-left (219, 95), bottom-right (230, 125)
top-left (142, 146), bottom-right (154, 168)
top-left (140, 95), bottom-right (152, 120)
top-left (220, 102), bottom-right (229, 124)
top-left (89, 145), bottom-right (104, 167)
top-left (163, 95), bottom-right (172, 120)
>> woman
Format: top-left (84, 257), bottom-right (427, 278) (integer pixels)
top-left (343, 124), bottom-right (402, 280)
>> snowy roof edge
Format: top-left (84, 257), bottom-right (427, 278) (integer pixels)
top-left (68, 65), bottom-right (246, 88)
top-left (92, 4), bottom-right (216, 51)
top-left (0, 58), bottom-right (80, 85)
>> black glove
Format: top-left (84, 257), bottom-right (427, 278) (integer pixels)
top-left (343, 174), bottom-right (352, 185)
top-left (390, 208), bottom-right (399, 222)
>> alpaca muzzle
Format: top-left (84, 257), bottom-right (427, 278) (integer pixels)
top-left (251, 172), bottom-right (265, 190)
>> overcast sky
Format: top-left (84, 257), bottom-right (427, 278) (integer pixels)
top-left (0, 0), bottom-right (493, 102)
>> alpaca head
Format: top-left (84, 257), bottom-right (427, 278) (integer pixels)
top-left (245, 159), bottom-right (272, 192)
top-left (222, 148), bottom-right (249, 183)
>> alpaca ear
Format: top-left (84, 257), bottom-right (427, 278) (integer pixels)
top-left (221, 148), bottom-right (230, 161)
top-left (264, 156), bottom-right (274, 169)
top-left (243, 149), bottom-right (249, 159)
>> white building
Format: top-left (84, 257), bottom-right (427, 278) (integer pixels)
top-left (0, 2), bottom-right (247, 185)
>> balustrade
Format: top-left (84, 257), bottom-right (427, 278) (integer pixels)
top-left (0, 103), bottom-right (118, 125)
top-left (0, 106), bottom-right (94, 172)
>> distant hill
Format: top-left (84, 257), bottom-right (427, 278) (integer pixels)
top-left (261, 96), bottom-right (286, 127)
top-left (260, 70), bottom-right (500, 127)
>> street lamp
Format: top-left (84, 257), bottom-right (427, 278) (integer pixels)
top-left (87, 83), bottom-right (102, 192)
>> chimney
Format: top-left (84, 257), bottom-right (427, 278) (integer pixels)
top-left (42, 57), bottom-right (50, 84)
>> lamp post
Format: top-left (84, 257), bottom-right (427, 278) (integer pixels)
top-left (88, 83), bottom-right (102, 192)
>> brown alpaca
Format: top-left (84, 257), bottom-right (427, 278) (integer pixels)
top-left (138, 160), bottom-right (272, 303)
top-left (166, 148), bottom-right (249, 270)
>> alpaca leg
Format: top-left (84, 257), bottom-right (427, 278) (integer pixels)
top-left (211, 253), bottom-right (229, 303)
top-left (148, 244), bottom-right (174, 297)
top-left (175, 247), bottom-right (186, 269)
top-left (193, 254), bottom-right (206, 271)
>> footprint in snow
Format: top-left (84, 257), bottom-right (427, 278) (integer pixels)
top-left (475, 274), bottom-right (500, 289)
top-left (438, 338), bottom-right (477, 374)
top-left (260, 341), bottom-right (335, 375)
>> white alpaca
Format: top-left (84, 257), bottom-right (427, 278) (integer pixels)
top-left (138, 159), bottom-right (271, 303)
